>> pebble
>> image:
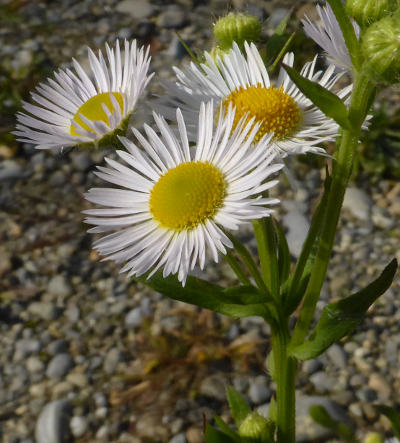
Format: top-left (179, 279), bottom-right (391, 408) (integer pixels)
top-left (169, 433), bottom-right (187, 443)
top-left (248, 378), bottom-right (271, 405)
top-left (46, 353), bottom-right (74, 379)
top-left (116, 0), bottom-right (156, 19)
top-left (70, 416), bottom-right (88, 438)
top-left (282, 202), bottom-right (310, 258)
top-left (186, 427), bottom-right (203, 443)
top-left (47, 339), bottom-right (69, 356)
top-left (343, 187), bottom-right (372, 221)
top-left (0, 160), bottom-right (28, 181)
top-left (48, 275), bottom-right (73, 298)
top-left (103, 347), bottom-right (123, 374)
top-left (71, 152), bottom-right (94, 171)
top-left (310, 371), bottom-right (337, 393)
top-left (199, 374), bottom-right (227, 401)
top-left (26, 356), bottom-right (45, 374)
top-left (125, 307), bottom-right (143, 329)
top-left (28, 301), bottom-right (60, 321)
top-left (156, 5), bottom-right (186, 29)
top-left (35, 399), bottom-right (72, 443)
top-left (368, 373), bottom-right (391, 399)
top-left (326, 344), bottom-right (347, 369)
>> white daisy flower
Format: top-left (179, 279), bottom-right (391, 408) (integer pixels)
top-left (14, 39), bottom-right (153, 150)
top-left (301, 4), bottom-right (360, 72)
top-left (83, 101), bottom-right (283, 285)
top-left (158, 42), bottom-right (351, 157)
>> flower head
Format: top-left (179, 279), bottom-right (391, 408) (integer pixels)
top-left (14, 40), bottom-right (153, 150)
top-left (84, 101), bottom-right (283, 285)
top-left (158, 42), bottom-right (350, 157)
top-left (302, 4), bottom-right (360, 72)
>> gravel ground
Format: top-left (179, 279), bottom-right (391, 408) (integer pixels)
top-left (1, 0), bottom-right (400, 442)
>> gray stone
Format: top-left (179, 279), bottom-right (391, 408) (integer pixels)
top-left (103, 347), bottom-right (123, 374)
top-left (48, 275), bottom-right (72, 297)
top-left (0, 159), bottom-right (29, 181)
top-left (169, 434), bottom-right (187, 443)
top-left (248, 382), bottom-right (271, 405)
top-left (46, 353), bottom-right (74, 379)
top-left (302, 359), bottom-right (322, 375)
top-left (94, 392), bottom-right (108, 408)
top-left (156, 5), bottom-right (186, 29)
top-left (199, 374), bottom-right (227, 401)
top-left (343, 187), bottom-right (372, 221)
top-left (326, 344), bottom-right (347, 369)
top-left (26, 356), bottom-right (45, 374)
top-left (356, 388), bottom-right (377, 402)
top-left (35, 399), bottom-right (73, 443)
top-left (70, 416), bottom-right (88, 438)
top-left (282, 202), bottom-right (310, 258)
top-left (310, 371), bottom-right (337, 393)
top-left (72, 152), bottom-right (94, 171)
top-left (47, 339), bottom-right (69, 356)
top-left (116, 0), bottom-right (156, 19)
top-left (29, 301), bottom-right (60, 321)
top-left (125, 307), bottom-right (143, 329)
top-left (14, 339), bottom-right (41, 360)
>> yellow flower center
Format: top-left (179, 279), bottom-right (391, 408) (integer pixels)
top-left (70, 92), bottom-right (124, 136)
top-left (150, 161), bottom-right (226, 231)
top-left (222, 84), bottom-right (301, 141)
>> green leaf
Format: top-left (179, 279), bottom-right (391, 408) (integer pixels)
top-left (290, 259), bottom-right (397, 360)
top-left (226, 386), bottom-right (251, 428)
top-left (273, 218), bottom-right (291, 285)
top-left (205, 424), bottom-right (237, 443)
top-left (214, 416), bottom-right (241, 442)
top-left (375, 405), bottom-right (400, 439)
top-left (309, 405), bottom-right (355, 442)
top-left (135, 272), bottom-right (275, 319)
top-left (269, 397), bottom-right (277, 423)
top-left (282, 64), bottom-right (352, 131)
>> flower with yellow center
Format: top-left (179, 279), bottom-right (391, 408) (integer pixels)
top-left (14, 40), bottom-right (153, 150)
top-left (158, 42), bottom-right (352, 157)
top-left (83, 101), bottom-right (283, 285)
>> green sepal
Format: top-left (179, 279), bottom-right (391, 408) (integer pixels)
top-left (269, 396), bottom-right (277, 423)
top-left (214, 416), bottom-right (241, 442)
top-left (135, 272), bottom-right (275, 320)
top-left (282, 64), bottom-right (352, 131)
top-left (309, 405), bottom-right (355, 442)
top-left (375, 405), bottom-right (400, 439)
top-left (205, 424), bottom-right (237, 443)
top-left (226, 386), bottom-right (252, 428)
top-left (289, 258), bottom-right (397, 360)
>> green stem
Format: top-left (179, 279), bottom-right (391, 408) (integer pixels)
top-left (291, 73), bottom-right (375, 347)
top-left (272, 324), bottom-right (297, 443)
top-left (252, 218), bottom-right (279, 298)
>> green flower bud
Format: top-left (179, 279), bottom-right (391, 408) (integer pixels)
top-left (361, 14), bottom-right (400, 83)
top-left (363, 432), bottom-right (384, 443)
top-left (346, 0), bottom-right (398, 27)
top-left (213, 13), bottom-right (261, 50)
top-left (238, 412), bottom-right (274, 443)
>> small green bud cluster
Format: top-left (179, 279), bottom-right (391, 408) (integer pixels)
top-left (213, 12), bottom-right (261, 50)
top-left (346, 0), bottom-right (398, 27)
top-left (361, 11), bottom-right (400, 83)
top-left (238, 412), bottom-right (274, 443)
top-left (363, 432), bottom-right (384, 443)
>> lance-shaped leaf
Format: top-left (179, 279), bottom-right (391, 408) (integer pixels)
top-left (274, 218), bottom-right (291, 285)
top-left (226, 386), bottom-right (252, 427)
top-left (205, 424), bottom-right (237, 443)
top-left (282, 64), bottom-right (352, 131)
top-left (213, 416), bottom-right (241, 442)
top-left (135, 272), bottom-right (275, 319)
top-left (290, 259), bottom-right (397, 360)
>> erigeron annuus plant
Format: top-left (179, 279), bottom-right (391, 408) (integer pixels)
top-left (14, 0), bottom-right (400, 441)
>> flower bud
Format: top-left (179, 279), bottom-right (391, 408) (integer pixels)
top-left (346, 0), bottom-right (398, 27)
top-left (361, 13), bottom-right (400, 83)
top-left (213, 12), bottom-right (261, 50)
top-left (364, 432), bottom-right (384, 443)
top-left (209, 45), bottom-right (230, 64)
top-left (238, 412), bottom-right (274, 442)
